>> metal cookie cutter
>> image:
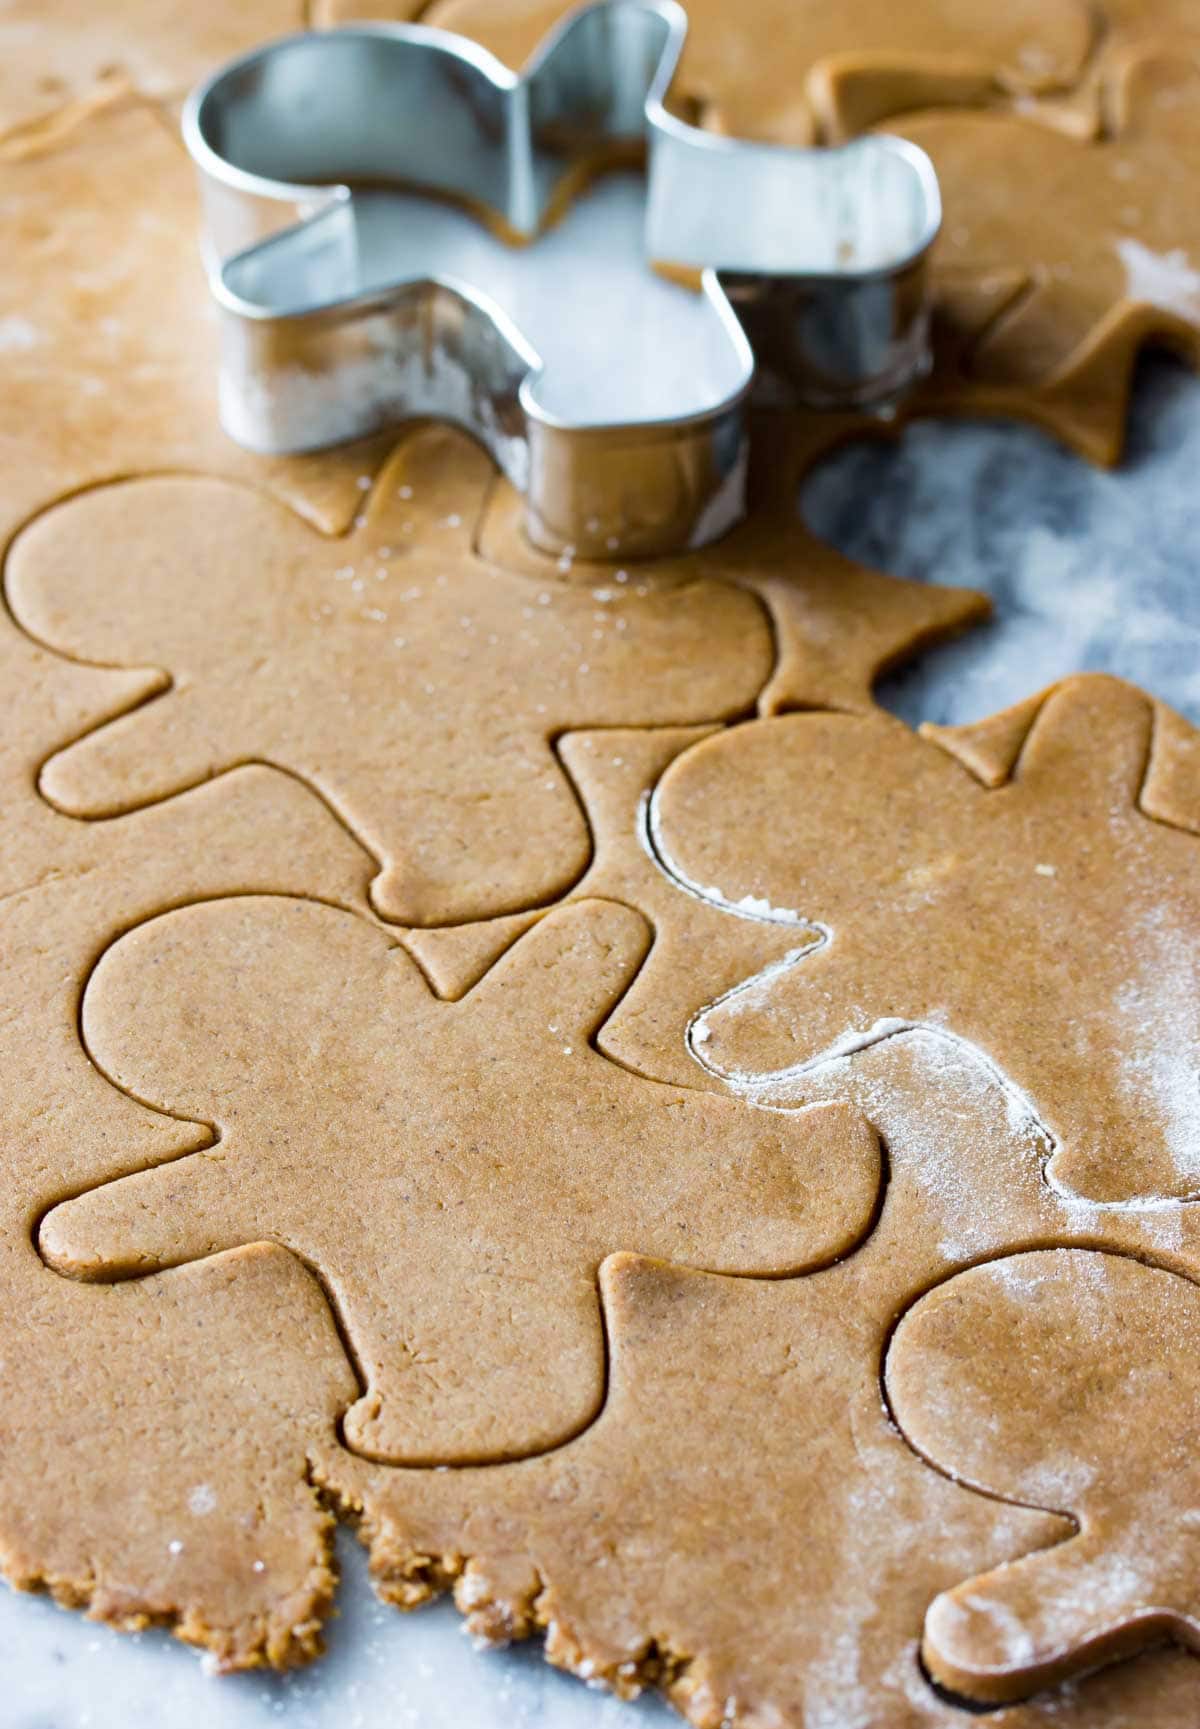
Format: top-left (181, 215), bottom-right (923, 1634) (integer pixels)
top-left (184, 0), bottom-right (941, 558)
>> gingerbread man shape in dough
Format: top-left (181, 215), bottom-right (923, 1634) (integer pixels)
top-left (39, 894), bottom-right (878, 1465)
top-left (888, 1248), bottom-right (1200, 1705)
top-left (657, 674), bottom-right (1200, 1204)
top-left (6, 425), bottom-right (772, 927)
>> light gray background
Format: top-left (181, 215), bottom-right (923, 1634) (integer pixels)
top-left (6, 357), bottom-right (1197, 1728)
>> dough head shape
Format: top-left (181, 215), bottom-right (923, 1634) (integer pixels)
top-left (39, 893), bottom-right (880, 1464)
top-left (392, 0), bottom-right (1092, 144)
top-left (904, 55), bottom-right (1200, 465)
top-left (888, 1249), bottom-right (1200, 1705)
top-left (658, 674), bottom-right (1200, 1204)
top-left (6, 424), bottom-right (774, 927)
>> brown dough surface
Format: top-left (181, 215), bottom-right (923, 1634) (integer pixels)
top-left (889, 1250), bottom-right (1200, 1705)
top-left (7, 2), bottom-right (1200, 1719)
top-left (906, 56), bottom-right (1200, 464)
top-left (0, 96), bottom-right (394, 550)
top-left (318, 1016), bottom-right (1200, 1725)
top-left (37, 892), bottom-right (878, 1463)
top-left (0, 615), bottom-right (368, 1666)
top-left (402, 0), bottom-right (1092, 143)
top-left (6, 425), bottom-right (776, 926)
top-left (318, 1141), bottom-right (1200, 1722)
top-left (405, 725), bottom-right (822, 1084)
top-left (656, 675), bottom-right (1200, 1203)
top-left (328, 1253), bottom-right (1070, 1728)
top-left (475, 412), bottom-right (991, 717)
top-left (0, 2), bottom-right (301, 139)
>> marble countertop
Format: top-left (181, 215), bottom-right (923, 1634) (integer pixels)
top-left (5, 356), bottom-right (1197, 1729)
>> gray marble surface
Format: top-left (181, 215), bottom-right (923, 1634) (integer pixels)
top-left (805, 355), bottom-right (1200, 730)
top-left (5, 357), bottom-right (1199, 1728)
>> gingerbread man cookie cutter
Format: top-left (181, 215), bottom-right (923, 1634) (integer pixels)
top-left (184, 0), bottom-right (940, 557)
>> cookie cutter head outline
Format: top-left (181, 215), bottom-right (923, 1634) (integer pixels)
top-left (184, 0), bottom-right (941, 558)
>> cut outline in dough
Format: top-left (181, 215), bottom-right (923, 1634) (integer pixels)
top-left (656, 675), bottom-right (1200, 1206)
top-left (38, 890), bottom-right (882, 1466)
top-left (5, 427), bottom-right (779, 928)
top-left (884, 1246), bottom-right (1200, 1706)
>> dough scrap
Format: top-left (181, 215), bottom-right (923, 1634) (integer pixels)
top-left (904, 56), bottom-right (1200, 465)
top-left (0, 96), bottom-right (394, 550)
top-left (655, 674), bottom-right (1200, 1204)
top-left (322, 1253), bottom-right (1200, 1726)
top-left (38, 891), bottom-right (879, 1464)
top-left (888, 1249), bottom-right (1200, 1705)
top-left (327, 1253), bottom-right (1069, 1726)
top-left (0, 616), bottom-right (371, 1667)
top-left (395, 0), bottom-right (1092, 143)
top-left (317, 1022), bottom-right (1200, 1725)
top-left (475, 411), bottom-right (992, 717)
top-left (7, 424), bottom-right (777, 926)
top-left (0, 1), bottom-right (301, 140)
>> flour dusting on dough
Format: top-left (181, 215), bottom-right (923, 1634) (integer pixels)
top-left (0, 315), bottom-right (40, 352)
top-left (641, 786), bottom-right (824, 930)
top-left (1117, 237), bottom-right (1200, 322)
top-left (1109, 901), bottom-right (1200, 1187)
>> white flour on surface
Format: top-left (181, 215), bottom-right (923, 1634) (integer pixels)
top-left (1117, 237), bottom-right (1200, 323)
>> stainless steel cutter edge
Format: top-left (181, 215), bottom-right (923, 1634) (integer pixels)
top-left (183, 0), bottom-right (941, 558)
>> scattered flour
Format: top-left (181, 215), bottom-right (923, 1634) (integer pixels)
top-left (1117, 237), bottom-right (1200, 322)
top-left (0, 315), bottom-right (40, 352)
top-left (641, 785), bottom-right (820, 930)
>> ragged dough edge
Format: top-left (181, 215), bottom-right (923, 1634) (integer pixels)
top-left (307, 1465), bottom-right (733, 1728)
top-left (0, 1483), bottom-right (340, 1675)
